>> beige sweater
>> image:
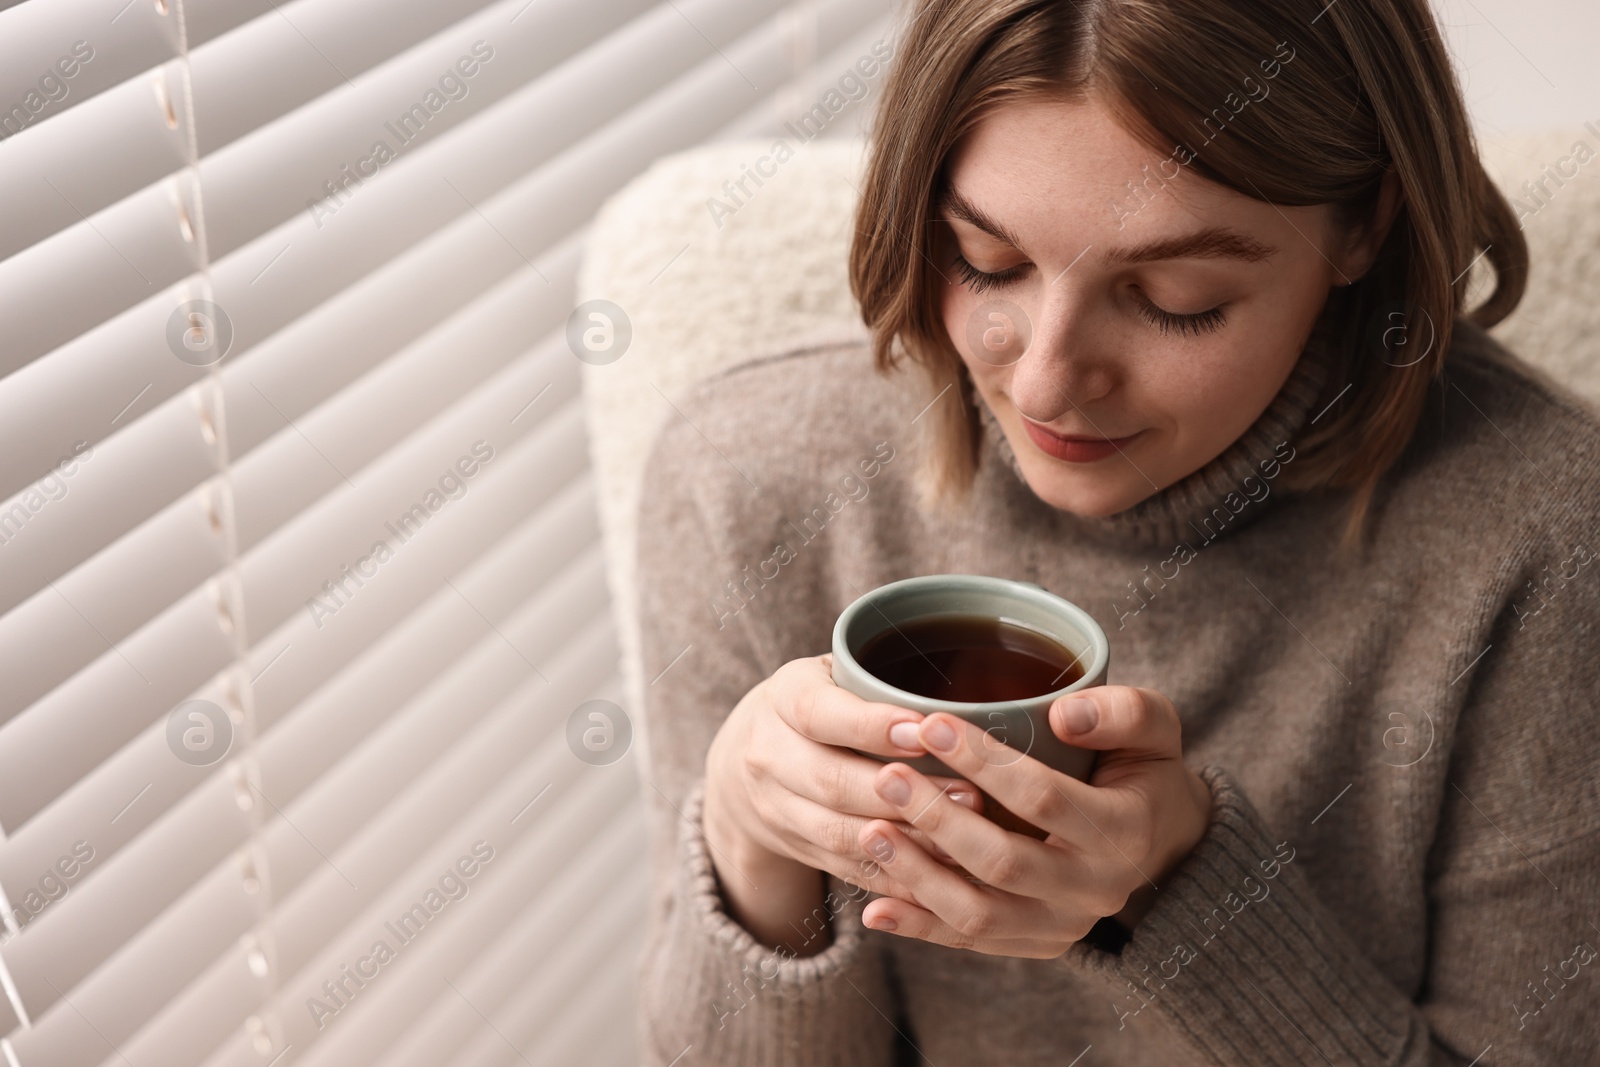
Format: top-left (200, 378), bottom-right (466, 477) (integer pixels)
top-left (631, 319), bottom-right (1600, 1066)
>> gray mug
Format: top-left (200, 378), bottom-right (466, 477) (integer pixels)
top-left (830, 574), bottom-right (1109, 792)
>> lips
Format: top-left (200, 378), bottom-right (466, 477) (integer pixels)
top-left (1021, 419), bottom-right (1143, 463)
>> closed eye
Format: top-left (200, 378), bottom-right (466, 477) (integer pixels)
top-left (1134, 294), bottom-right (1227, 336)
top-left (951, 253), bottom-right (1028, 294)
top-left (953, 251), bottom-right (1227, 336)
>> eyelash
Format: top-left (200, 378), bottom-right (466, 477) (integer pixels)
top-left (950, 253), bottom-right (1227, 337)
top-left (1134, 296), bottom-right (1228, 337)
top-left (951, 253), bottom-right (1026, 294)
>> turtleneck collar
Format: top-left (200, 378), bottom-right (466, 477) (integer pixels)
top-left (975, 322), bottom-right (1335, 551)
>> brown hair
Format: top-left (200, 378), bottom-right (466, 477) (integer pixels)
top-left (848, 0), bottom-right (1527, 545)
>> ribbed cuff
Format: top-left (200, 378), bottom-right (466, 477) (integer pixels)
top-left (637, 778), bottom-right (898, 1066)
top-left (1068, 767), bottom-right (1420, 1065)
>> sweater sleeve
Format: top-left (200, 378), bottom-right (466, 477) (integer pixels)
top-left (632, 413), bottom-right (899, 1067)
top-left (1067, 541), bottom-right (1600, 1065)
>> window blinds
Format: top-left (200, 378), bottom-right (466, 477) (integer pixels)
top-left (0, 0), bottom-right (891, 1064)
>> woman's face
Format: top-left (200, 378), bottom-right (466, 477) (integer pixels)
top-left (936, 95), bottom-right (1369, 516)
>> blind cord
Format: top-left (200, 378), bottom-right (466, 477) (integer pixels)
top-left (172, 0), bottom-right (286, 1056)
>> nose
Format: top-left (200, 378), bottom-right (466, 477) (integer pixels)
top-left (1007, 286), bottom-right (1115, 425)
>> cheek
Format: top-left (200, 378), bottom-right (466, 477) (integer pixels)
top-left (940, 281), bottom-right (1028, 381)
top-left (939, 287), bottom-right (1014, 401)
top-left (1153, 363), bottom-right (1252, 445)
top-left (938, 282), bottom-right (980, 374)
top-left (939, 281), bottom-right (972, 354)
top-left (1156, 312), bottom-right (1311, 457)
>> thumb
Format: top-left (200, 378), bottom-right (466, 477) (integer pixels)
top-left (1048, 686), bottom-right (1182, 758)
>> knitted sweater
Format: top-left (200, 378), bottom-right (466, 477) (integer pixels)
top-left (631, 318), bottom-right (1600, 1066)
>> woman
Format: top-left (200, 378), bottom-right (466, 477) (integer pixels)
top-left (633, 1), bottom-right (1600, 1063)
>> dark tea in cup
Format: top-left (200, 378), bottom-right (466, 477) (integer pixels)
top-left (854, 614), bottom-right (1085, 703)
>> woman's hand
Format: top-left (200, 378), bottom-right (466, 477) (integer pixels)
top-left (702, 654), bottom-right (984, 956)
top-left (854, 686), bottom-right (1212, 958)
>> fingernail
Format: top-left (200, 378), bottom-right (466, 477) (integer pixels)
top-left (889, 721), bottom-right (923, 750)
top-left (948, 789), bottom-right (975, 808)
top-left (877, 771), bottom-right (912, 805)
top-left (868, 915), bottom-right (897, 932)
top-left (922, 718), bottom-right (957, 752)
top-left (864, 832), bottom-right (895, 864)
top-left (1057, 697), bottom-right (1098, 734)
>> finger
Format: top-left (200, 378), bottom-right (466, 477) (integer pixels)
top-left (765, 758), bottom-right (980, 864)
top-left (900, 777), bottom-right (982, 866)
top-left (893, 821), bottom-right (962, 866)
top-left (861, 896), bottom-right (1071, 959)
top-left (766, 792), bottom-right (927, 903)
top-left (858, 817), bottom-right (1056, 940)
top-left (758, 730), bottom-right (983, 821)
top-left (762, 786), bottom-right (978, 891)
top-left (1049, 686), bottom-right (1182, 759)
top-left (914, 713), bottom-right (1117, 851)
top-left (915, 780), bottom-right (972, 863)
top-left (758, 743), bottom-right (917, 821)
top-left (871, 762), bottom-right (1079, 902)
top-left (927, 777), bottom-right (984, 815)
top-left (772, 657), bottom-right (929, 757)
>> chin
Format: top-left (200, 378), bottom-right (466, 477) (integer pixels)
top-left (1014, 457), bottom-right (1154, 517)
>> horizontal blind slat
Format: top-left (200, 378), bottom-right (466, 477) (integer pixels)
top-left (0, 0), bottom-right (178, 140)
top-left (138, 705), bottom-right (632, 1067)
top-left (0, 582), bottom-right (239, 835)
top-left (188, 0), bottom-right (785, 382)
top-left (0, 504), bottom-right (224, 733)
top-left (236, 361), bottom-right (584, 646)
top-left (1, 773), bottom-right (257, 1042)
top-left (222, 229), bottom-right (581, 511)
top-left (714, 17), bottom-right (891, 142)
top-left (0, 233), bottom-right (572, 727)
top-left (350, 823), bottom-right (646, 1067)
top-left (189, 0), bottom-right (506, 157)
top-left (0, 389), bottom-right (588, 832)
top-left (243, 766), bottom-right (639, 1067)
top-left (15, 672), bottom-right (626, 1064)
top-left (520, 931), bottom-right (644, 1067)
top-left (268, 596), bottom-right (616, 975)
top-left (4, 604), bottom-right (619, 1054)
top-left (0, 526), bottom-right (609, 1060)
top-left (180, 0), bottom-right (291, 55)
top-left (225, 289), bottom-right (579, 557)
top-left (0, 290), bottom-right (206, 513)
top-left (0, 223), bottom-right (577, 603)
top-left (0, 0), bottom-right (726, 431)
top-left (0, 179), bottom-right (205, 381)
top-left (0, 369), bottom-right (216, 622)
top-left (0, 62), bottom-right (190, 264)
top-left (0, 0), bottom-right (869, 529)
top-left (196, 0), bottom-right (744, 262)
top-left (0, 474), bottom-right (600, 932)
top-left (0, 0), bottom-right (513, 264)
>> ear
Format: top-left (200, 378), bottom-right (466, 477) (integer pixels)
top-left (1333, 168), bottom-right (1404, 285)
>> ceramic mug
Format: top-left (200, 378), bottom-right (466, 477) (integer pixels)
top-left (830, 574), bottom-right (1110, 834)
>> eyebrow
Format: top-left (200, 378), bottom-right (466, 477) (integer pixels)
top-left (939, 186), bottom-right (1027, 249)
top-left (1104, 228), bottom-right (1276, 265)
top-left (937, 186), bottom-right (1277, 265)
